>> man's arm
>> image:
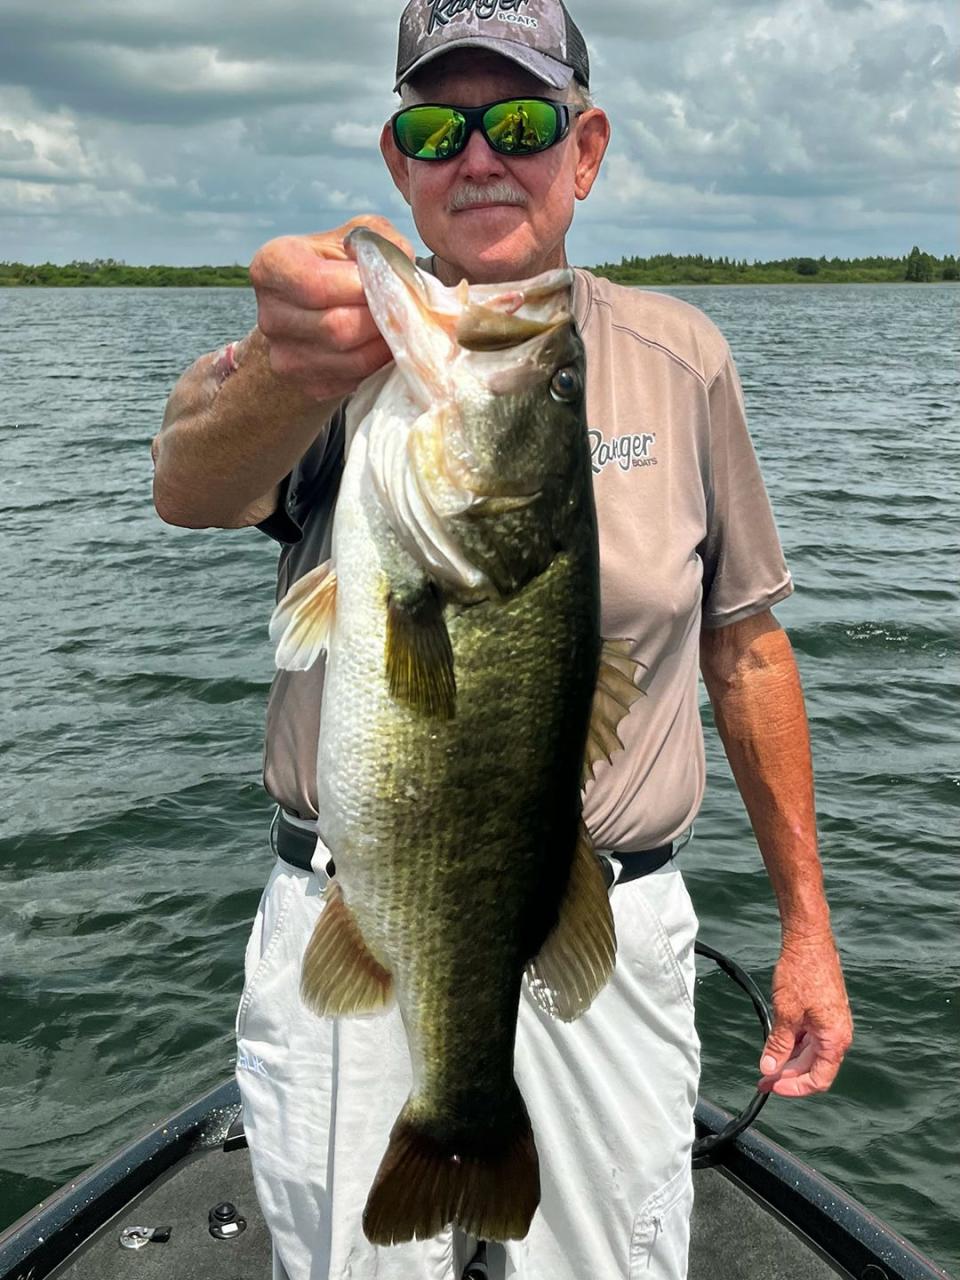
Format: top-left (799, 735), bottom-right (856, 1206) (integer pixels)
top-left (152, 327), bottom-right (336, 529)
top-left (151, 215), bottom-right (411, 530)
top-left (699, 608), bottom-right (854, 1097)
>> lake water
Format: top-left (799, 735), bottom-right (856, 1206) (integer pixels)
top-left (0, 283), bottom-right (956, 1273)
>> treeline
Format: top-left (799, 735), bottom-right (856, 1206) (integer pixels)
top-left (1, 247), bottom-right (957, 287)
top-left (0, 258), bottom-right (250, 287)
top-left (591, 246), bottom-right (958, 285)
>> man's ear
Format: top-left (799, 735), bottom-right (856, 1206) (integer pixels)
top-left (573, 108), bottom-right (611, 201)
top-left (381, 121), bottom-right (412, 205)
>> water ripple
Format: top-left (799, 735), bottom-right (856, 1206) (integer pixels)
top-left (1, 282), bottom-right (957, 1273)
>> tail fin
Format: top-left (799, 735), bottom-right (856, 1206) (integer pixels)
top-left (362, 1095), bottom-right (540, 1246)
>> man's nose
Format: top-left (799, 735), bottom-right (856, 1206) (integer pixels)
top-left (458, 126), bottom-right (507, 180)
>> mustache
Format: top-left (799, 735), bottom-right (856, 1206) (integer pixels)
top-left (448, 182), bottom-right (528, 212)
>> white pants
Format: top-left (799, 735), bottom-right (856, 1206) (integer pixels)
top-left (236, 838), bottom-right (700, 1280)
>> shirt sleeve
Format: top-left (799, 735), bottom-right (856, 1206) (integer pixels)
top-left (698, 349), bottom-right (794, 628)
top-left (255, 403), bottom-right (347, 545)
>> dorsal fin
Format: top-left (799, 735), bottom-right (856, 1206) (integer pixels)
top-left (582, 639), bottom-right (645, 784)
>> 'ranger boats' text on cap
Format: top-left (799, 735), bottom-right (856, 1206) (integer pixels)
top-left (395, 0), bottom-right (590, 93)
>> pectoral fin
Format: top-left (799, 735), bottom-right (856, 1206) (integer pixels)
top-left (582, 639), bottom-right (644, 784)
top-left (525, 824), bottom-right (615, 1021)
top-left (300, 881), bottom-right (394, 1017)
top-left (386, 584), bottom-right (456, 720)
top-left (270, 560), bottom-right (337, 671)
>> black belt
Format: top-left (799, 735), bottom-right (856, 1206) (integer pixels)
top-left (599, 844), bottom-right (674, 887)
top-left (273, 809), bottom-right (673, 884)
top-left (272, 810), bottom-right (335, 875)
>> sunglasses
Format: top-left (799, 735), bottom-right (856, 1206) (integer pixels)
top-left (391, 97), bottom-right (579, 162)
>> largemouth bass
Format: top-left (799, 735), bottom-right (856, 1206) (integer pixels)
top-left (270, 229), bottom-right (640, 1246)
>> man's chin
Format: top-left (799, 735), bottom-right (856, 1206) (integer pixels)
top-left (430, 215), bottom-right (548, 284)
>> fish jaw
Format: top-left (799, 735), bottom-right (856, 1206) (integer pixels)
top-left (347, 226), bottom-right (575, 409)
top-left (347, 228), bottom-right (457, 411)
top-left (348, 229), bottom-right (587, 602)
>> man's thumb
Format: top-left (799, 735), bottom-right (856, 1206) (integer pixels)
top-left (760, 1022), bottom-right (797, 1074)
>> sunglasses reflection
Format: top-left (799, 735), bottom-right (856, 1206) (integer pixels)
top-left (425, 116), bottom-right (466, 159)
top-left (487, 104), bottom-right (545, 151)
top-left (400, 101), bottom-right (558, 160)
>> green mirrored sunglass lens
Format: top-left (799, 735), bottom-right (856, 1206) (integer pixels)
top-left (397, 108), bottom-right (466, 159)
top-left (483, 100), bottom-right (558, 152)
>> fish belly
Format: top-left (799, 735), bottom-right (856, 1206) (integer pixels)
top-left (315, 423), bottom-right (598, 1144)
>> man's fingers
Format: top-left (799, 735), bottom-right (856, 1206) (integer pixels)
top-left (269, 334), bottom-right (392, 389)
top-left (252, 246), bottom-right (368, 311)
top-left (259, 297), bottom-right (384, 350)
top-left (769, 1053), bottom-right (842, 1097)
top-left (777, 1044), bottom-right (818, 1079)
top-left (759, 1020), bottom-right (801, 1075)
top-left (253, 220), bottom-right (414, 313)
top-left (247, 215), bottom-right (411, 400)
top-left (759, 1039), bottom-right (817, 1091)
top-left (324, 214), bottom-right (415, 261)
top-left (759, 1023), bottom-right (849, 1095)
top-left (298, 215), bottom-right (416, 265)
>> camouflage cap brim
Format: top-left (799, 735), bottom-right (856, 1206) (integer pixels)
top-left (394, 36), bottom-right (575, 92)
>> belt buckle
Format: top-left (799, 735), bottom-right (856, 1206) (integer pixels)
top-left (599, 853), bottom-right (620, 890)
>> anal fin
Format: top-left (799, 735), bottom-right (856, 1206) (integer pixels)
top-left (582, 638), bottom-right (645, 784)
top-left (386, 584), bottom-right (456, 720)
top-left (270, 559), bottom-right (337, 672)
top-left (300, 881), bottom-right (394, 1017)
top-left (525, 824), bottom-right (615, 1022)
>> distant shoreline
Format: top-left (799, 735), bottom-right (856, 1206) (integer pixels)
top-left (3, 276), bottom-right (958, 288)
top-left (4, 279), bottom-right (959, 287)
top-left (1, 249), bottom-right (956, 287)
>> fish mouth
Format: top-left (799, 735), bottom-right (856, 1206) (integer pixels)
top-left (346, 227), bottom-right (574, 396)
top-left (350, 229), bottom-right (582, 599)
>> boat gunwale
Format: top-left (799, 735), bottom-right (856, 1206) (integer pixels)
top-left (0, 1079), bottom-right (238, 1280)
top-left (695, 1098), bottom-right (949, 1280)
top-left (0, 1081), bottom-right (949, 1280)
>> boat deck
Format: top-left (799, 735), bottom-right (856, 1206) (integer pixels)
top-left (50, 1141), bottom-right (841, 1280)
top-left (2, 1082), bottom-right (944, 1280)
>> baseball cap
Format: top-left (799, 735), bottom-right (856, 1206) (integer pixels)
top-left (395, 0), bottom-right (590, 94)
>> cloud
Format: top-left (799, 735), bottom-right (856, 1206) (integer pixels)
top-left (0, 127), bottom-right (34, 162)
top-left (577, 0), bottom-right (958, 256)
top-left (0, 0), bottom-right (955, 265)
top-left (332, 122), bottom-right (386, 150)
top-left (0, 2), bottom-right (398, 124)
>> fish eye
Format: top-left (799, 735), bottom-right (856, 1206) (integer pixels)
top-left (550, 367), bottom-right (581, 403)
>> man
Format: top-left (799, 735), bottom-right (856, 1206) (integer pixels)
top-left (153, 3), bottom-right (853, 1277)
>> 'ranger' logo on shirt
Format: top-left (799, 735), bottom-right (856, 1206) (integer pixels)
top-left (588, 428), bottom-right (658, 475)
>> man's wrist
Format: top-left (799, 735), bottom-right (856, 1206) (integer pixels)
top-left (220, 327), bottom-right (323, 417)
top-left (779, 906), bottom-right (835, 948)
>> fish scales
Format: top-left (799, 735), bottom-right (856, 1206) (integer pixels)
top-left (270, 229), bottom-right (631, 1246)
top-left (319, 449), bottom-right (597, 1133)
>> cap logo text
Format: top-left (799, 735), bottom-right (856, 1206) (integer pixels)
top-left (427, 0), bottom-right (538, 36)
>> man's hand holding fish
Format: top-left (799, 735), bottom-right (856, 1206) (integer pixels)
top-left (152, 3), bottom-right (853, 1278)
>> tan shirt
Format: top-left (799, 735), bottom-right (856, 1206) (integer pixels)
top-left (258, 269), bottom-right (793, 851)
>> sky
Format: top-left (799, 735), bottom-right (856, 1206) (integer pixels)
top-left (0, 0), bottom-right (956, 267)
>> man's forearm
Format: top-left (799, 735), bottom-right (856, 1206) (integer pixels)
top-left (700, 614), bottom-right (831, 940)
top-left (151, 327), bottom-right (340, 529)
